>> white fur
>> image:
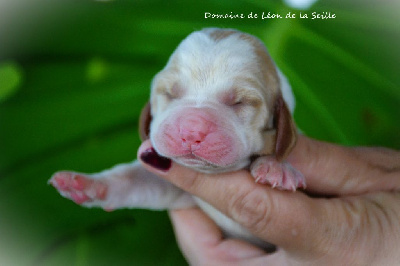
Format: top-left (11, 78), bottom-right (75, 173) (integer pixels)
top-left (51, 28), bottom-right (296, 249)
top-left (150, 29), bottom-right (286, 173)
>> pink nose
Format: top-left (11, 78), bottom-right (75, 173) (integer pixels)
top-left (179, 117), bottom-right (209, 150)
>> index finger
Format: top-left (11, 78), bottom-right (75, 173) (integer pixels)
top-left (169, 208), bottom-right (266, 264)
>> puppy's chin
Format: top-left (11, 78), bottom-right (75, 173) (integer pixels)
top-left (173, 154), bottom-right (249, 174)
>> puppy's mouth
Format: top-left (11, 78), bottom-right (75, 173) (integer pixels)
top-left (175, 153), bottom-right (243, 174)
top-left (178, 153), bottom-right (218, 167)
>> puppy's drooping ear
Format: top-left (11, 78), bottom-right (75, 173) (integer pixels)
top-left (273, 96), bottom-right (297, 161)
top-left (139, 102), bottom-right (152, 141)
top-left (259, 96), bottom-right (297, 161)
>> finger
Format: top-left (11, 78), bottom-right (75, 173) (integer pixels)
top-left (169, 208), bottom-right (266, 264)
top-left (169, 208), bottom-right (222, 265)
top-left (138, 142), bottom-right (320, 251)
top-left (287, 135), bottom-right (400, 195)
top-left (138, 140), bottom-right (400, 262)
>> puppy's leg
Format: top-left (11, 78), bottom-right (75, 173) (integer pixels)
top-left (250, 156), bottom-right (306, 191)
top-left (49, 161), bottom-right (195, 211)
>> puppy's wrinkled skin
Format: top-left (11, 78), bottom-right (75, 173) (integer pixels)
top-left (49, 28), bottom-right (305, 248)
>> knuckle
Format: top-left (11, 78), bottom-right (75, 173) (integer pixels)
top-left (228, 188), bottom-right (272, 234)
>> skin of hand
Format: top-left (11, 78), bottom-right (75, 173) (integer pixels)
top-left (138, 135), bottom-right (400, 266)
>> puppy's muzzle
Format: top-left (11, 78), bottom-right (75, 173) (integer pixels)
top-left (179, 114), bottom-right (215, 152)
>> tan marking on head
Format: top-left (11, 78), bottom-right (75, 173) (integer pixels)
top-left (206, 28), bottom-right (238, 42)
top-left (238, 33), bottom-right (281, 111)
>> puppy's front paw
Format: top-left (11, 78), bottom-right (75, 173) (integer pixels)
top-left (250, 156), bottom-right (306, 191)
top-left (49, 171), bottom-right (108, 204)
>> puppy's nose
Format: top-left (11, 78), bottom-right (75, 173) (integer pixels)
top-left (179, 118), bottom-right (209, 150)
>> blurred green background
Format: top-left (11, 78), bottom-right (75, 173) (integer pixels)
top-left (0, 0), bottom-right (399, 265)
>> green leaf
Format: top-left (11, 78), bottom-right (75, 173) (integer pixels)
top-left (0, 62), bottom-right (23, 102)
top-left (0, 0), bottom-right (399, 265)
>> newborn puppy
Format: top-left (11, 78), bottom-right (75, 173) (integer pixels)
top-left (49, 28), bottom-right (306, 249)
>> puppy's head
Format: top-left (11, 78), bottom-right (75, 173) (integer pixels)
top-left (140, 28), bottom-right (296, 173)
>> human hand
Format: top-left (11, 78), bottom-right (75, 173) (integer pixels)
top-left (138, 136), bottom-right (400, 265)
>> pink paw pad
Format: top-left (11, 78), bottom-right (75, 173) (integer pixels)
top-left (251, 156), bottom-right (306, 191)
top-left (49, 171), bottom-right (108, 204)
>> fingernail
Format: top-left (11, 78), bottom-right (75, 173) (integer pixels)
top-left (140, 148), bottom-right (171, 171)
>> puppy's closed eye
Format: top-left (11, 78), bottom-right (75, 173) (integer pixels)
top-left (231, 100), bottom-right (244, 107)
top-left (160, 84), bottom-right (184, 101)
top-left (225, 98), bottom-right (244, 108)
top-left (222, 89), bottom-right (262, 110)
top-left (163, 90), bottom-right (178, 101)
